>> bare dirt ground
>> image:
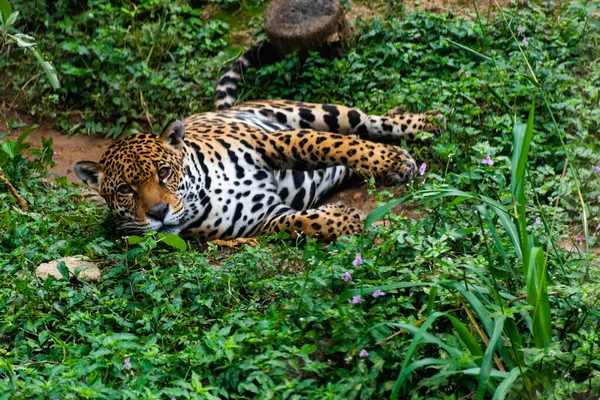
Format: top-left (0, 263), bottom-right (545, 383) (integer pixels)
top-left (2, 0), bottom-right (511, 215)
top-left (349, 0), bottom-right (513, 20)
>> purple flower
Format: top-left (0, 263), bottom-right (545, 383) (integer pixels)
top-left (123, 357), bottom-right (131, 369)
top-left (577, 236), bottom-right (582, 243)
top-left (534, 217), bottom-right (541, 228)
top-left (372, 289), bottom-right (385, 298)
top-left (522, 37), bottom-right (529, 46)
top-left (348, 295), bottom-right (363, 304)
top-left (418, 163), bottom-right (427, 176)
top-left (474, 210), bottom-right (478, 214)
top-left (359, 349), bottom-right (369, 357)
top-left (596, 222), bottom-right (600, 231)
top-left (52, 152), bottom-right (57, 161)
top-left (595, 165), bottom-right (600, 173)
top-left (352, 253), bottom-right (363, 266)
top-left (476, 230), bottom-right (482, 236)
top-left (343, 271), bottom-right (352, 282)
top-left (518, 25), bottom-right (524, 36)
top-left (482, 155), bottom-right (494, 166)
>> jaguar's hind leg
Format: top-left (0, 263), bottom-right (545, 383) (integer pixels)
top-left (233, 100), bottom-right (446, 141)
top-left (260, 203), bottom-right (365, 242)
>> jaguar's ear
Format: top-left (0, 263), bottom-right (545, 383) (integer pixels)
top-left (74, 161), bottom-right (103, 192)
top-left (160, 119), bottom-right (185, 150)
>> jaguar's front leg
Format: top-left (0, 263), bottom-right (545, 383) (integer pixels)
top-left (256, 129), bottom-right (417, 185)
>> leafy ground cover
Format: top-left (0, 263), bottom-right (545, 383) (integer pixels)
top-left (2, 0), bottom-right (600, 398)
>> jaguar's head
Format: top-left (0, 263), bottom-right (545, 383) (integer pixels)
top-left (75, 121), bottom-right (187, 235)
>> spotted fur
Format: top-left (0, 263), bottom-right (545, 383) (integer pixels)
top-left (76, 47), bottom-right (446, 242)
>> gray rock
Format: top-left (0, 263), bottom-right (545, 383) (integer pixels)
top-left (36, 255), bottom-right (101, 282)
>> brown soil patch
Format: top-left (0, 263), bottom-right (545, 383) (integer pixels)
top-left (403, 0), bottom-right (513, 16)
top-left (348, 0), bottom-right (513, 20)
top-left (2, 117), bottom-right (112, 184)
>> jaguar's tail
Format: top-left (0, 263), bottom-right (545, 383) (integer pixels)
top-left (213, 42), bottom-right (281, 111)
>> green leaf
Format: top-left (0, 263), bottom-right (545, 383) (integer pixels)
top-left (485, 83), bottom-right (511, 110)
top-left (127, 235), bottom-right (145, 245)
top-left (511, 102), bottom-right (535, 200)
top-left (30, 48), bottom-right (60, 90)
top-left (447, 314), bottom-right (484, 364)
top-left (424, 286), bottom-right (438, 317)
top-left (56, 261), bottom-right (70, 280)
top-left (476, 315), bottom-right (507, 400)
top-left (479, 196), bottom-right (522, 261)
top-left (391, 312), bottom-right (455, 398)
top-left (492, 367), bottom-right (523, 400)
top-left (13, 32), bottom-right (35, 48)
top-left (0, 0), bottom-right (12, 26)
top-left (442, 281), bottom-right (517, 370)
top-left (300, 344), bottom-right (317, 354)
top-left (364, 196), bottom-right (407, 229)
top-left (160, 233), bottom-right (187, 252)
top-left (526, 247), bottom-right (552, 348)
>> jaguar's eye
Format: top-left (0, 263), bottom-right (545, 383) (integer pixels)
top-left (158, 167), bottom-right (171, 180)
top-left (117, 184), bottom-right (134, 195)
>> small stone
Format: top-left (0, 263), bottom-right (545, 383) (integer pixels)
top-left (36, 255), bottom-right (101, 282)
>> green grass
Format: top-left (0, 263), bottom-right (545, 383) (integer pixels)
top-left (2, 0), bottom-right (600, 398)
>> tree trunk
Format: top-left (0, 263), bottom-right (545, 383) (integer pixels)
top-left (264, 0), bottom-right (351, 59)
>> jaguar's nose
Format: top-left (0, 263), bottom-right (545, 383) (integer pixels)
top-left (147, 202), bottom-right (169, 222)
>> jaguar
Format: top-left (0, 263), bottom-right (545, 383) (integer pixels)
top-left (75, 43), bottom-right (445, 241)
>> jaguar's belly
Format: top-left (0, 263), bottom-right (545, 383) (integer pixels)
top-left (176, 142), bottom-right (286, 239)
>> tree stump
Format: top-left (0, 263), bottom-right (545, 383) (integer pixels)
top-left (264, 0), bottom-right (351, 59)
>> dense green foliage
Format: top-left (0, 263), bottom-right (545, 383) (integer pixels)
top-left (2, 0), bottom-right (600, 398)
top-left (1, 0), bottom-right (265, 137)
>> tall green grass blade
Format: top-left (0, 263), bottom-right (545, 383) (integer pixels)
top-left (462, 368), bottom-right (509, 378)
top-left (503, 318), bottom-right (525, 365)
top-left (384, 321), bottom-right (463, 358)
top-left (526, 247), bottom-right (552, 348)
top-left (476, 315), bottom-right (507, 400)
top-left (479, 206), bottom-right (510, 265)
top-left (485, 83), bottom-right (511, 110)
top-left (420, 189), bottom-right (523, 260)
top-left (392, 312), bottom-right (447, 398)
top-left (492, 367), bottom-right (523, 400)
top-left (588, 307), bottom-right (600, 318)
top-left (443, 281), bottom-right (493, 334)
top-left (393, 358), bottom-right (459, 386)
top-left (479, 195), bottom-right (522, 260)
top-left (445, 39), bottom-right (540, 88)
top-left (510, 123), bottom-right (526, 198)
top-left (513, 101), bottom-right (536, 273)
top-left (444, 281), bottom-right (517, 369)
top-left (363, 196), bottom-right (408, 229)
top-left (444, 39), bottom-right (495, 63)
top-left (447, 314), bottom-right (484, 365)
top-left (418, 187), bottom-right (475, 204)
top-left (424, 286), bottom-right (438, 317)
